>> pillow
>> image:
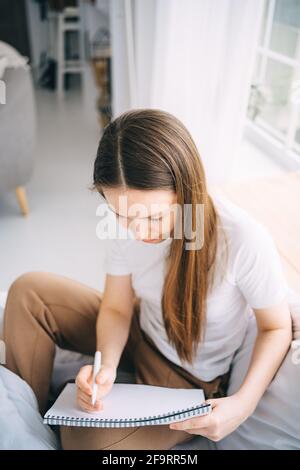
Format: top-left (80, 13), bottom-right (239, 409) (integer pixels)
top-left (0, 296), bottom-right (58, 449)
top-left (0, 365), bottom-right (58, 450)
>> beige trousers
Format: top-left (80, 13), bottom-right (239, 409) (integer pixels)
top-left (3, 271), bottom-right (230, 450)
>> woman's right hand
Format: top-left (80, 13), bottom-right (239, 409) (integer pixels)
top-left (75, 364), bottom-right (117, 412)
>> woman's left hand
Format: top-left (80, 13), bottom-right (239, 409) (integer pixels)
top-left (169, 395), bottom-right (251, 442)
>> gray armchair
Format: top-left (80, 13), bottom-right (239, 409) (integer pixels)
top-left (0, 50), bottom-right (36, 216)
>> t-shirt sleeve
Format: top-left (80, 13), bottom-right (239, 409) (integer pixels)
top-left (232, 220), bottom-right (289, 309)
top-left (104, 238), bottom-right (132, 275)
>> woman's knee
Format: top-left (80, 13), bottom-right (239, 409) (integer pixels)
top-left (7, 271), bottom-right (47, 298)
top-left (4, 271), bottom-right (48, 326)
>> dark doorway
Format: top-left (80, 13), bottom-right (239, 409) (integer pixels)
top-left (0, 0), bottom-right (31, 61)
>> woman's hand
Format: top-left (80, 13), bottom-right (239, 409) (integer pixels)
top-left (169, 395), bottom-right (251, 442)
top-left (75, 364), bottom-right (117, 413)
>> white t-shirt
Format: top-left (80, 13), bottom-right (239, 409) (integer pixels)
top-left (104, 193), bottom-right (289, 381)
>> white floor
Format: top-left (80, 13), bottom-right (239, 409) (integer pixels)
top-left (0, 75), bottom-right (292, 291)
top-left (231, 137), bottom-right (286, 181)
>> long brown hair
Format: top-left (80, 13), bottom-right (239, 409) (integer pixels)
top-left (91, 109), bottom-right (222, 364)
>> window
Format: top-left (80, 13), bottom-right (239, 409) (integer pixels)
top-left (247, 0), bottom-right (300, 161)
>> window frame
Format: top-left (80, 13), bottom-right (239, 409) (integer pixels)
top-left (246, 0), bottom-right (300, 164)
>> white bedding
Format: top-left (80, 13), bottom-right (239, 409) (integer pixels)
top-left (0, 366), bottom-right (58, 450)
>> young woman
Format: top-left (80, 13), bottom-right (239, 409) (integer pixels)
top-left (3, 109), bottom-right (292, 450)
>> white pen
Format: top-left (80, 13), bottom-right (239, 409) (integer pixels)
top-left (91, 351), bottom-right (102, 406)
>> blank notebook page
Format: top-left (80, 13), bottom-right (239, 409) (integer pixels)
top-left (43, 383), bottom-right (211, 428)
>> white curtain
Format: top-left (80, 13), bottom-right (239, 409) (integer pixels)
top-left (109, 0), bottom-right (264, 185)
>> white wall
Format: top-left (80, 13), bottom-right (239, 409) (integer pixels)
top-left (25, 0), bottom-right (49, 74)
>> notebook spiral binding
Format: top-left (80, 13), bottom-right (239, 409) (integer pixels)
top-left (43, 403), bottom-right (212, 428)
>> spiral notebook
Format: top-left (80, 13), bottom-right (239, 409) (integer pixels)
top-left (43, 383), bottom-right (211, 428)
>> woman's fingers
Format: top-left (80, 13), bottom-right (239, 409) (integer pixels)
top-left (77, 389), bottom-right (103, 412)
top-left (184, 426), bottom-right (214, 438)
top-left (78, 398), bottom-right (102, 412)
top-left (77, 388), bottom-right (102, 406)
top-left (75, 365), bottom-right (93, 395)
top-left (78, 399), bottom-right (102, 413)
top-left (170, 413), bottom-right (213, 431)
top-left (76, 364), bottom-right (117, 411)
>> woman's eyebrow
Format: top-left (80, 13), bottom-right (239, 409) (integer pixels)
top-left (109, 206), bottom-right (170, 219)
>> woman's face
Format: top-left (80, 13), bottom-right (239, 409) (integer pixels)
top-left (101, 187), bottom-right (177, 243)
